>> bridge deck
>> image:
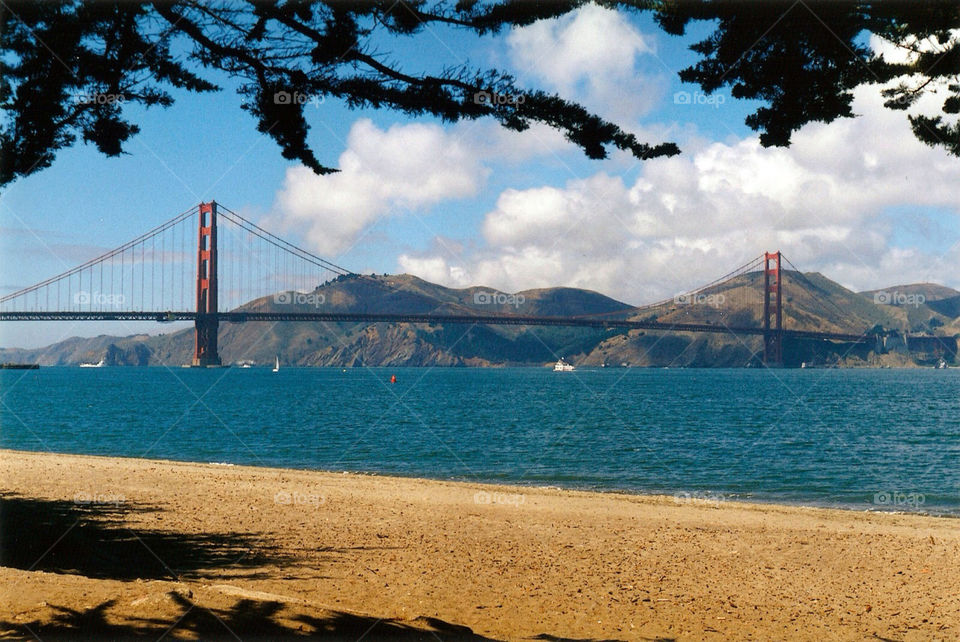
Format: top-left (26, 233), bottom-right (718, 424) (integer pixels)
top-left (0, 311), bottom-right (875, 343)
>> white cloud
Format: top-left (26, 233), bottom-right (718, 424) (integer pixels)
top-left (506, 3), bottom-right (665, 122)
top-left (399, 86), bottom-right (960, 303)
top-left (269, 119), bottom-right (488, 255)
top-left (869, 33), bottom-right (920, 66)
top-left (869, 30), bottom-right (960, 66)
top-left (268, 118), bottom-right (581, 256)
top-left (483, 174), bottom-right (631, 250)
top-left (268, 5), bottom-right (680, 261)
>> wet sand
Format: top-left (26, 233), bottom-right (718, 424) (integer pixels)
top-left (1, 449), bottom-right (958, 640)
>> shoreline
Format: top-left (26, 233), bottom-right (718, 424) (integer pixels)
top-left (3, 448), bottom-right (959, 640)
top-left (1, 362), bottom-right (951, 369)
top-left (1, 447), bottom-right (956, 519)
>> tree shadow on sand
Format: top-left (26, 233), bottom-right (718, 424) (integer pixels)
top-left (0, 494), bottom-right (656, 642)
top-left (531, 633), bottom-right (676, 642)
top-left (1, 593), bottom-right (502, 641)
top-left (0, 595), bottom-right (677, 641)
top-left (0, 493), bottom-right (296, 581)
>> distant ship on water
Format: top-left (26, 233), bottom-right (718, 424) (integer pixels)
top-left (79, 359), bottom-right (105, 368)
top-left (554, 358), bottom-right (575, 372)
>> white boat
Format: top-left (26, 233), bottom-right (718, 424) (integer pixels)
top-left (272, 356), bottom-right (280, 372)
top-left (553, 358), bottom-right (575, 372)
top-left (79, 359), bottom-right (104, 368)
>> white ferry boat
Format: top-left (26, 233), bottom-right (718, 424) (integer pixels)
top-left (554, 358), bottom-right (575, 372)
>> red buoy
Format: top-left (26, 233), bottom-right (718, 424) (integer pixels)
top-left (390, 374), bottom-right (397, 383)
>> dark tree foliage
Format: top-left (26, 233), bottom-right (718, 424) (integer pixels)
top-left (0, 0), bottom-right (678, 186)
top-left (0, 2), bottom-right (217, 184)
top-left (5, 2), bottom-right (957, 189)
top-left (655, 0), bottom-right (960, 155)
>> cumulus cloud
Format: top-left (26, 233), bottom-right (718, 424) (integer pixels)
top-left (399, 86), bottom-right (960, 303)
top-left (266, 5), bottom-right (677, 264)
top-left (506, 2), bottom-right (666, 122)
top-left (268, 119), bottom-right (488, 255)
top-left (268, 118), bottom-right (580, 256)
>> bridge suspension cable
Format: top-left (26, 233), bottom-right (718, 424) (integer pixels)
top-left (0, 202), bottom-right (361, 316)
top-left (1, 202), bottom-right (880, 370)
top-left (0, 206), bottom-right (199, 313)
top-left (217, 205), bottom-right (353, 277)
top-left (568, 253), bottom-right (766, 320)
top-left (780, 254), bottom-right (851, 326)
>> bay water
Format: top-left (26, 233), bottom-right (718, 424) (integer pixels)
top-left (2, 366), bottom-right (957, 514)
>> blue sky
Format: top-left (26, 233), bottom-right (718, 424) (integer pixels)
top-left (2, 5), bottom-right (959, 349)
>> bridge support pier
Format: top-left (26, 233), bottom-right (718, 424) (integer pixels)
top-left (192, 201), bottom-right (221, 366)
top-left (762, 251), bottom-right (783, 367)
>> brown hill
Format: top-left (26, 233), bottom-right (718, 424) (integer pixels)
top-left (3, 271), bottom-right (957, 368)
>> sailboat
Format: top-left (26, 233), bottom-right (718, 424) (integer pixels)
top-left (272, 356), bottom-right (280, 372)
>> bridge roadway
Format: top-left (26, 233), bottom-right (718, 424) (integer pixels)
top-left (0, 311), bottom-right (876, 344)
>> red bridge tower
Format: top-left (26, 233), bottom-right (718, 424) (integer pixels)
top-left (192, 201), bottom-right (221, 366)
top-left (762, 250), bottom-right (783, 366)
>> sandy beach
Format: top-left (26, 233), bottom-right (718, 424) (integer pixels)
top-left (0, 449), bottom-right (957, 640)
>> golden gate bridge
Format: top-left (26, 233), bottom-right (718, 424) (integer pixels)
top-left (0, 202), bottom-right (882, 367)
